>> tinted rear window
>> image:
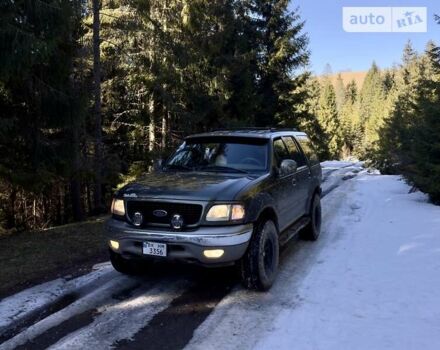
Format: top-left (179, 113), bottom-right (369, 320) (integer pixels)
top-left (282, 136), bottom-right (307, 167)
top-left (297, 136), bottom-right (319, 166)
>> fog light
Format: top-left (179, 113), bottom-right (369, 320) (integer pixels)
top-left (203, 249), bottom-right (224, 259)
top-left (110, 240), bottom-right (120, 250)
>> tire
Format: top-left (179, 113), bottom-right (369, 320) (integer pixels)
top-left (240, 220), bottom-right (279, 291)
top-left (109, 249), bottom-right (143, 275)
top-left (301, 193), bottom-right (322, 241)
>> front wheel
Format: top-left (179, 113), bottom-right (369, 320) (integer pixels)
top-left (240, 220), bottom-right (279, 291)
top-left (301, 193), bottom-right (322, 241)
top-left (109, 249), bottom-right (143, 275)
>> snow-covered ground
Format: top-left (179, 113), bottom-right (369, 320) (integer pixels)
top-left (0, 263), bottom-right (114, 331)
top-left (187, 166), bottom-right (440, 350)
top-left (1, 162), bottom-right (440, 350)
top-left (253, 173), bottom-right (440, 350)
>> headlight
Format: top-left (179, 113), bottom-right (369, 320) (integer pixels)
top-left (231, 204), bottom-right (245, 220)
top-left (111, 198), bottom-right (125, 216)
top-left (206, 204), bottom-right (245, 222)
top-left (206, 205), bottom-right (230, 221)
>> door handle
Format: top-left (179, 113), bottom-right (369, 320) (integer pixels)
top-left (292, 177), bottom-right (297, 186)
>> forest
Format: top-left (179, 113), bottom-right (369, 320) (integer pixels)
top-left (1, 0), bottom-right (439, 232)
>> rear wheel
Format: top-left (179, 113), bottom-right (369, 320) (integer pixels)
top-left (301, 193), bottom-right (322, 241)
top-left (240, 220), bottom-right (279, 291)
top-left (109, 249), bottom-right (143, 275)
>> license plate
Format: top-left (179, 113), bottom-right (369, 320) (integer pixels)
top-left (142, 241), bottom-right (167, 257)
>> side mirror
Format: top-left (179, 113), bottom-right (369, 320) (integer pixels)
top-left (279, 159), bottom-right (298, 176)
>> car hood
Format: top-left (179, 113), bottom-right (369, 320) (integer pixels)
top-left (119, 171), bottom-right (256, 201)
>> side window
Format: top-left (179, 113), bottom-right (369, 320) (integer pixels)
top-left (273, 138), bottom-right (290, 167)
top-left (282, 136), bottom-right (307, 167)
top-left (297, 136), bottom-right (319, 166)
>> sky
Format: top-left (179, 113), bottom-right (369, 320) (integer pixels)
top-left (291, 0), bottom-right (440, 74)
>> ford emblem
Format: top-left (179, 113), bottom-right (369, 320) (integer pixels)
top-left (153, 209), bottom-right (168, 218)
top-left (171, 214), bottom-right (184, 230)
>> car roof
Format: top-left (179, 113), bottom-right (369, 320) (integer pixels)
top-left (186, 128), bottom-right (308, 140)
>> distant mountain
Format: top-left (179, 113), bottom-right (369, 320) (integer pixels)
top-left (318, 71), bottom-right (367, 89)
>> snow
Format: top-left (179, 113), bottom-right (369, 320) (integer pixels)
top-left (187, 170), bottom-right (440, 350)
top-left (0, 263), bottom-right (114, 332)
top-left (321, 161), bottom-right (363, 196)
top-left (321, 160), bottom-right (359, 169)
top-left (2, 162), bottom-right (440, 350)
top-left (255, 174), bottom-right (440, 349)
top-left (0, 274), bottom-right (137, 350)
top-left (186, 177), bottom-right (354, 350)
top-left (48, 279), bottom-right (189, 350)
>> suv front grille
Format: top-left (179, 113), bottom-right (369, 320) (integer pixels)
top-left (126, 201), bottom-right (203, 227)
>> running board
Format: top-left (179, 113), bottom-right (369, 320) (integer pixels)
top-left (279, 217), bottom-right (310, 246)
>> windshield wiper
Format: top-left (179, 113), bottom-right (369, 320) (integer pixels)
top-left (197, 165), bottom-right (248, 174)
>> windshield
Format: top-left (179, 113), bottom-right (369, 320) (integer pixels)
top-left (165, 138), bottom-right (269, 173)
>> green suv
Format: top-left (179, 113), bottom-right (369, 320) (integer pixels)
top-left (106, 129), bottom-right (322, 290)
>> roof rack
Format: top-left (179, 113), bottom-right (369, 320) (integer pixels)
top-left (212, 127), bottom-right (297, 132)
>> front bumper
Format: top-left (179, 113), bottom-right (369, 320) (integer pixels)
top-left (105, 219), bottom-right (253, 265)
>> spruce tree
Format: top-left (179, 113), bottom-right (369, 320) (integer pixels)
top-left (406, 42), bottom-right (440, 203)
top-left (359, 62), bottom-right (386, 154)
top-left (339, 80), bottom-right (362, 157)
top-left (374, 42), bottom-right (429, 176)
top-left (249, 0), bottom-right (310, 126)
top-left (334, 73), bottom-right (346, 112)
top-left (0, 0), bottom-right (86, 227)
top-left (317, 79), bottom-right (342, 158)
top-left (289, 77), bottom-right (330, 160)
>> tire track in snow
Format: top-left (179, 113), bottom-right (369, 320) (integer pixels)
top-left (184, 179), bottom-right (355, 350)
top-left (114, 270), bottom-right (235, 350)
top-left (13, 283), bottom-right (142, 350)
top-left (0, 265), bottom-right (117, 344)
top-left (110, 165), bottom-right (360, 350)
top-left (322, 163), bottom-right (362, 197)
top-left (0, 163), bottom-right (362, 350)
top-left (0, 276), bottom-right (138, 350)
top-left (47, 279), bottom-right (189, 350)
top-left (0, 263), bottom-right (114, 337)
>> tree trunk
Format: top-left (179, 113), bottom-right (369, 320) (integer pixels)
top-left (148, 94), bottom-right (156, 153)
top-left (92, 0), bottom-right (103, 212)
top-left (68, 8), bottom-right (86, 222)
top-left (6, 189), bottom-right (17, 229)
top-left (86, 184), bottom-right (92, 215)
top-left (70, 123), bottom-right (84, 221)
top-left (161, 108), bottom-right (167, 150)
top-left (33, 199), bottom-right (36, 228)
top-left (57, 185), bottom-right (63, 225)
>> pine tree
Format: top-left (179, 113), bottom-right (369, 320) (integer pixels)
top-left (248, 0), bottom-right (310, 126)
top-left (92, 0), bottom-right (104, 212)
top-left (287, 77), bottom-right (330, 159)
top-left (374, 42), bottom-right (432, 177)
top-left (382, 68), bottom-right (396, 95)
top-left (317, 79), bottom-right (342, 158)
top-left (359, 62), bottom-right (386, 154)
top-left (339, 80), bottom-right (362, 157)
top-left (373, 40), bottom-right (440, 203)
top-left (405, 42), bottom-right (440, 203)
top-left (323, 63), bottom-right (333, 76)
top-left (334, 73), bottom-right (345, 112)
top-left (402, 40), bottom-right (417, 66)
top-left (0, 0), bottom-right (86, 227)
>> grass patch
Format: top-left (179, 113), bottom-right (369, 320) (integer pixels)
top-left (0, 217), bottom-right (108, 298)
